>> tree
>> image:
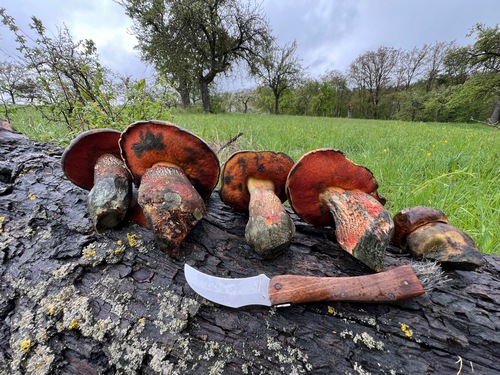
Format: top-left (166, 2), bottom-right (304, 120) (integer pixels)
top-left (0, 9), bottom-right (116, 129)
top-left (467, 24), bottom-right (500, 72)
top-left (251, 40), bottom-right (304, 114)
top-left (466, 24), bottom-right (500, 124)
top-left (119, 0), bottom-right (271, 113)
top-left (349, 46), bottom-right (399, 118)
top-left (422, 42), bottom-right (454, 92)
top-left (396, 45), bottom-right (429, 90)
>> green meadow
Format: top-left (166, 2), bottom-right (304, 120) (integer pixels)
top-left (11, 110), bottom-right (500, 254)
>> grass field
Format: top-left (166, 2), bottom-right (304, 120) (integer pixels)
top-left (9, 109), bottom-right (500, 254)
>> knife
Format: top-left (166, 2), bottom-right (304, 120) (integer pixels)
top-left (184, 264), bottom-right (425, 308)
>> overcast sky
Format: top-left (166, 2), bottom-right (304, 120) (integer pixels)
top-left (1, 0), bottom-right (498, 90)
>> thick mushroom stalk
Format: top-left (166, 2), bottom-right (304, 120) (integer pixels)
top-left (320, 187), bottom-right (393, 272)
top-left (138, 163), bottom-right (205, 257)
top-left (392, 206), bottom-right (484, 270)
top-left (220, 151), bottom-right (295, 259)
top-left (245, 177), bottom-right (296, 259)
top-left (88, 154), bottom-right (132, 232)
top-left (286, 149), bottom-right (393, 272)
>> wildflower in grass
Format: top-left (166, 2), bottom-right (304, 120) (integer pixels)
top-left (383, 148), bottom-right (388, 153)
top-left (427, 152), bottom-right (432, 157)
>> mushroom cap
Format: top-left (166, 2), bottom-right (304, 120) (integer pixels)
top-left (61, 129), bottom-right (122, 190)
top-left (286, 148), bottom-right (386, 226)
top-left (220, 150), bottom-right (294, 212)
top-left (392, 206), bottom-right (448, 249)
top-left (119, 120), bottom-right (220, 200)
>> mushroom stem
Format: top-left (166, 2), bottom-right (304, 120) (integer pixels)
top-left (87, 154), bottom-right (132, 232)
top-left (320, 187), bottom-right (394, 272)
top-left (138, 165), bottom-right (205, 257)
top-left (245, 177), bottom-right (295, 259)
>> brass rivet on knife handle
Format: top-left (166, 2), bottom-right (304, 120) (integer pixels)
top-left (268, 265), bottom-right (425, 305)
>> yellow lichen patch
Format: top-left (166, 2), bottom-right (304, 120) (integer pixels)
top-left (138, 317), bottom-right (146, 325)
top-left (27, 193), bottom-right (37, 200)
top-left (20, 339), bottom-right (31, 352)
top-left (127, 232), bottom-right (139, 247)
top-left (69, 319), bottom-right (79, 330)
top-left (401, 323), bottom-right (413, 338)
top-left (47, 305), bottom-right (56, 316)
top-left (327, 306), bottom-right (335, 315)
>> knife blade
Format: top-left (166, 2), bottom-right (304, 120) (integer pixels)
top-left (184, 264), bottom-right (425, 308)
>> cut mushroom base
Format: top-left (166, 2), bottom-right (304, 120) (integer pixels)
top-left (88, 154), bottom-right (132, 232)
top-left (220, 151), bottom-right (295, 259)
top-left (286, 148), bottom-right (393, 272)
top-left (138, 165), bottom-right (205, 256)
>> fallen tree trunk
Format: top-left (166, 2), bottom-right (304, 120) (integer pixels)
top-left (0, 134), bottom-right (499, 374)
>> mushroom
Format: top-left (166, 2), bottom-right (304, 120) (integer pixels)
top-left (219, 150), bottom-right (295, 259)
top-left (119, 120), bottom-right (220, 256)
top-left (286, 148), bottom-right (393, 272)
top-left (61, 129), bottom-right (132, 232)
top-left (392, 206), bottom-right (484, 270)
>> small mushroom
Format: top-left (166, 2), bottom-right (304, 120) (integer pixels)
top-left (61, 129), bottom-right (132, 232)
top-left (219, 151), bottom-right (295, 259)
top-left (286, 148), bottom-right (393, 272)
top-left (392, 206), bottom-right (484, 270)
top-left (119, 120), bottom-right (220, 257)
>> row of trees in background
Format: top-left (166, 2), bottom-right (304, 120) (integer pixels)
top-left (1, 2), bottom-right (499, 129)
top-left (222, 26), bottom-right (500, 124)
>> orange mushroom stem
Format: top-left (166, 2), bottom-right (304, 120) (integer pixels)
top-left (245, 176), bottom-right (295, 258)
top-left (319, 187), bottom-right (393, 272)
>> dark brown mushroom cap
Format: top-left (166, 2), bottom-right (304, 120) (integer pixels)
top-left (219, 150), bottom-right (294, 212)
top-left (61, 129), bottom-right (122, 190)
top-left (119, 120), bottom-right (220, 200)
top-left (286, 148), bottom-right (386, 227)
top-left (392, 206), bottom-right (449, 249)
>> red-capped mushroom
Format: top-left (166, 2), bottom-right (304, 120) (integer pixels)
top-left (220, 151), bottom-right (295, 259)
top-left (392, 206), bottom-right (484, 270)
top-left (61, 129), bottom-right (132, 232)
top-left (286, 148), bottom-right (393, 271)
top-left (119, 120), bottom-right (220, 256)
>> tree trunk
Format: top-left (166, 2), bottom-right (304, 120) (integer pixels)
top-left (199, 78), bottom-right (211, 113)
top-left (488, 98), bottom-right (500, 124)
top-left (178, 83), bottom-right (191, 109)
top-left (1, 134), bottom-right (499, 375)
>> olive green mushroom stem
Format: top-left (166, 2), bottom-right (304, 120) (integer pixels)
top-left (138, 163), bottom-right (206, 257)
top-left (319, 187), bottom-right (394, 272)
top-left (245, 176), bottom-right (295, 259)
top-left (87, 154), bottom-right (132, 232)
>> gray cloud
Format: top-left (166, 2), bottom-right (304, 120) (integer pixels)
top-left (1, 0), bottom-right (499, 87)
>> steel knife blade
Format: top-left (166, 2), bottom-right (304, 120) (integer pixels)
top-left (184, 264), bottom-right (425, 308)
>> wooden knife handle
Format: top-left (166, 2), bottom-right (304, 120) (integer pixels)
top-left (268, 265), bottom-right (424, 305)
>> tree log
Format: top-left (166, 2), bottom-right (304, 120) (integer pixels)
top-left (1, 134), bottom-right (499, 374)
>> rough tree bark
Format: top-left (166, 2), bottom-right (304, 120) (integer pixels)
top-left (1, 133), bottom-right (499, 374)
